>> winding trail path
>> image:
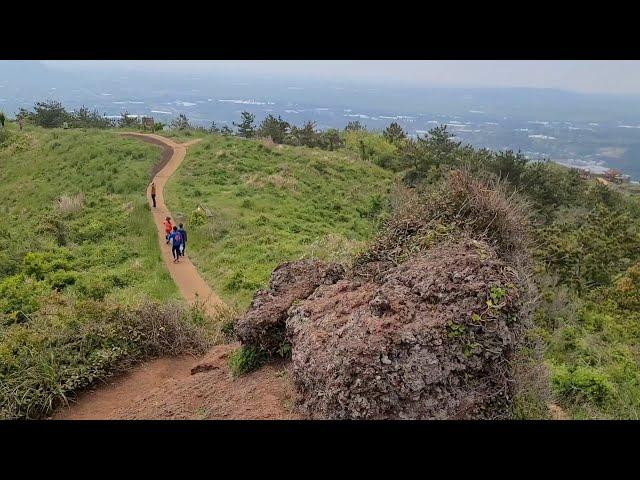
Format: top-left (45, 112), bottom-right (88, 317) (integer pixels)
top-left (133, 133), bottom-right (224, 315)
top-left (53, 133), bottom-right (296, 420)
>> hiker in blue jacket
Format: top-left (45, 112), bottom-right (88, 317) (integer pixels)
top-left (168, 226), bottom-right (183, 263)
top-left (177, 223), bottom-right (187, 257)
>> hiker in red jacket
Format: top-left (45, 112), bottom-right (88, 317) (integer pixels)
top-left (163, 216), bottom-right (173, 243)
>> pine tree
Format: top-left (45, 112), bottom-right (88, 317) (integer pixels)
top-left (257, 114), bottom-right (289, 143)
top-left (118, 111), bottom-right (139, 128)
top-left (345, 120), bottom-right (365, 131)
top-left (233, 111), bottom-right (256, 138)
top-left (297, 121), bottom-right (319, 147)
top-left (171, 114), bottom-right (191, 130)
top-left (383, 122), bottom-right (407, 146)
top-left (322, 128), bottom-right (343, 151)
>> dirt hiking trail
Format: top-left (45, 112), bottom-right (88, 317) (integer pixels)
top-left (53, 133), bottom-right (297, 420)
top-left (128, 134), bottom-right (223, 316)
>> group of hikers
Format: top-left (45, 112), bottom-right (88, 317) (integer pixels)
top-left (150, 181), bottom-right (188, 263)
top-left (163, 216), bottom-right (187, 263)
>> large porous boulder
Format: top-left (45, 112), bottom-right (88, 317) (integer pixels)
top-left (286, 239), bottom-right (523, 419)
top-left (234, 260), bottom-right (345, 354)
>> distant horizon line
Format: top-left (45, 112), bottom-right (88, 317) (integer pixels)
top-left (28, 60), bottom-right (640, 98)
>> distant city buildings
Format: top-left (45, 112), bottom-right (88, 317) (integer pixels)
top-left (602, 168), bottom-right (631, 184)
top-left (578, 168), bottom-right (631, 184)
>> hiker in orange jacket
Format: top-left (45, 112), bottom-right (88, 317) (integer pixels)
top-left (163, 216), bottom-right (173, 243)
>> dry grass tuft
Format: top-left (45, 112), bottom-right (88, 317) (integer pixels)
top-left (305, 233), bottom-right (365, 266)
top-left (446, 169), bottom-right (531, 257)
top-left (268, 173), bottom-right (298, 191)
top-left (244, 174), bottom-right (265, 189)
top-left (355, 169), bottom-right (531, 271)
top-left (192, 299), bottom-right (240, 345)
top-left (55, 192), bottom-right (85, 214)
top-left (259, 136), bottom-right (276, 149)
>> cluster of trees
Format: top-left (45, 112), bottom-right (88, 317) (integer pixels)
top-left (17, 101), bottom-right (114, 129)
top-left (16, 100), bottom-right (169, 131)
top-left (209, 122), bottom-right (234, 135)
top-left (339, 120), bottom-right (594, 220)
top-left (222, 111), bottom-right (345, 151)
top-left (114, 111), bottom-right (166, 130)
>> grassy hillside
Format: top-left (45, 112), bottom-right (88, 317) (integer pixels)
top-left (0, 124), bottom-right (177, 304)
top-left (164, 135), bottom-right (394, 308)
top-left (0, 124), bottom-right (197, 419)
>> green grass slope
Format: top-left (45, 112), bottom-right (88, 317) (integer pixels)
top-left (0, 124), bottom-right (192, 418)
top-left (0, 124), bottom-right (177, 305)
top-left (164, 135), bottom-right (394, 308)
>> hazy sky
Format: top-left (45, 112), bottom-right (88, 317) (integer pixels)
top-left (41, 60), bottom-right (640, 95)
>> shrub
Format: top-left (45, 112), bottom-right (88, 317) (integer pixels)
top-left (205, 302), bottom-right (239, 343)
top-left (539, 204), bottom-right (640, 292)
top-left (23, 251), bottom-right (72, 280)
top-left (343, 130), bottom-right (398, 164)
top-left (74, 218), bottom-right (108, 243)
top-left (552, 364), bottom-right (614, 407)
top-left (356, 169), bottom-right (531, 269)
top-left (47, 270), bottom-right (78, 290)
top-left (75, 274), bottom-right (112, 301)
top-left (0, 275), bottom-right (47, 320)
top-left (190, 207), bottom-right (207, 226)
top-left (445, 170), bottom-right (531, 257)
top-left (0, 251), bottom-right (19, 277)
top-left (305, 233), bottom-right (364, 266)
top-left (224, 271), bottom-right (260, 292)
top-left (228, 345), bottom-right (267, 377)
top-left (612, 262), bottom-right (640, 310)
top-left (357, 194), bottom-right (384, 219)
top-left (38, 213), bottom-right (68, 246)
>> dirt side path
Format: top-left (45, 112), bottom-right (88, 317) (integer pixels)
top-left (54, 344), bottom-right (298, 420)
top-left (105, 343), bottom-right (298, 420)
top-left (54, 133), bottom-right (296, 420)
